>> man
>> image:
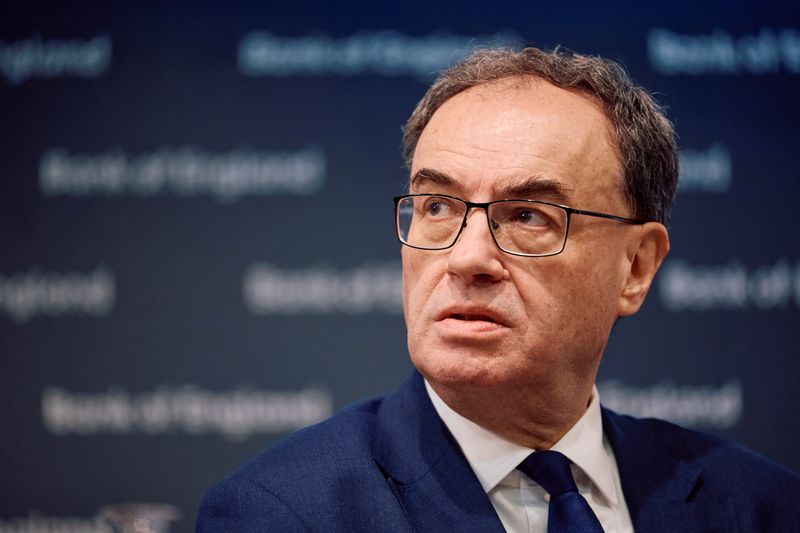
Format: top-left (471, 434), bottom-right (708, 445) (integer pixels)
top-left (198, 47), bottom-right (800, 532)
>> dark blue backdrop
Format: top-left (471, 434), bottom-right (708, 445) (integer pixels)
top-left (2, 2), bottom-right (799, 531)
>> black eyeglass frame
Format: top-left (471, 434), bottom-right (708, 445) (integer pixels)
top-left (393, 193), bottom-right (648, 257)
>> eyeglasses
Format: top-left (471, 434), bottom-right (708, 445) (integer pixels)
top-left (393, 194), bottom-right (647, 257)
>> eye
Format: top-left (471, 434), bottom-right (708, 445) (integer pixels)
top-left (512, 207), bottom-right (550, 227)
top-left (422, 197), bottom-right (455, 218)
top-left (427, 201), bottom-right (444, 215)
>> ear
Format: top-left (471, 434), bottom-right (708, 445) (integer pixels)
top-left (617, 222), bottom-right (670, 316)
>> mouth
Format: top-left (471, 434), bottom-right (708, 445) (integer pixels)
top-left (450, 313), bottom-right (498, 322)
top-left (435, 309), bottom-right (509, 339)
top-left (437, 308), bottom-right (509, 327)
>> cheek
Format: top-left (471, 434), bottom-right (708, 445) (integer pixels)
top-left (401, 249), bottom-right (441, 327)
top-left (517, 255), bottom-right (619, 339)
top-left (563, 259), bottom-right (624, 341)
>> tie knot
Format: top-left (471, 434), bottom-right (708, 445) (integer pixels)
top-left (517, 450), bottom-right (578, 496)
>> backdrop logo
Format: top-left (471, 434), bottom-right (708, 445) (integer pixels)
top-left (599, 380), bottom-right (742, 429)
top-left (0, 34), bottom-right (111, 85)
top-left (678, 143), bottom-right (732, 193)
top-left (243, 262), bottom-right (402, 315)
top-left (42, 385), bottom-right (332, 441)
top-left (648, 28), bottom-right (800, 75)
top-left (238, 30), bottom-right (520, 78)
top-left (0, 512), bottom-right (111, 533)
top-left (659, 259), bottom-right (797, 311)
top-left (39, 146), bottom-right (326, 202)
top-left (0, 267), bottom-right (114, 323)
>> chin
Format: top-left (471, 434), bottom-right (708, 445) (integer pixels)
top-left (411, 348), bottom-right (521, 389)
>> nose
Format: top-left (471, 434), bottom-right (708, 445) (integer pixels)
top-left (446, 209), bottom-right (507, 283)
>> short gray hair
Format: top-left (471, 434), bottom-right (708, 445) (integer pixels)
top-left (402, 47), bottom-right (678, 224)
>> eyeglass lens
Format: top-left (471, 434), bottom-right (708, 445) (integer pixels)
top-left (396, 195), bottom-right (568, 256)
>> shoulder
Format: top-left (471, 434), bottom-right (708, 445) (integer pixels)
top-left (197, 396), bottom-right (391, 531)
top-left (228, 395), bottom-right (384, 485)
top-left (603, 408), bottom-right (800, 527)
top-left (605, 408), bottom-right (799, 484)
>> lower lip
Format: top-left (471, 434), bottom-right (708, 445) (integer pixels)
top-left (435, 317), bottom-right (508, 339)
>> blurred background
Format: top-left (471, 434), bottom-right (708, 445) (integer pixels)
top-left (1, 1), bottom-right (799, 531)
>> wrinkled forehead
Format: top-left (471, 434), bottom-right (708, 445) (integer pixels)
top-left (410, 78), bottom-right (624, 207)
top-left (412, 76), bottom-right (621, 158)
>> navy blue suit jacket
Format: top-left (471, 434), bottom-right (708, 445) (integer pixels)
top-left (198, 372), bottom-right (800, 532)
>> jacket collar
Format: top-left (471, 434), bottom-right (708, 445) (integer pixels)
top-left (371, 373), bottom-right (736, 532)
top-left (372, 371), bottom-right (505, 532)
top-left (602, 408), bottom-right (736, 532)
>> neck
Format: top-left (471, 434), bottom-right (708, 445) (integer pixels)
top-left (428, 378), bottom-right (594, 450)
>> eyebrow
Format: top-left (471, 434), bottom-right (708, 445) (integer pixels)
top-left (410, 168), bottom-right (573, 204)
top-left (499, 177), bottom-right (573, 204)
top-left (410, 168), bottom-right (455, 190)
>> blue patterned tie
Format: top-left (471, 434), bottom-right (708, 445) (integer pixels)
top-left (517, 450), bottom-right (604, 532)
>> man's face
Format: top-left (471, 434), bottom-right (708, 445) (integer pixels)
top-left (403, 78), bottom-right (641, 395)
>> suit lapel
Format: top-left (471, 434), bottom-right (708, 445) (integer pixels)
top-left (371, 377), bottom-right (741, 532)
top-left (373, 372), bottom-right (505, 533)
top-left (602, 408), bottom-right (737, 532)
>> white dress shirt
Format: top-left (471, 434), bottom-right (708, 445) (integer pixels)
top-left (425, 381), bottom-right (634, 533)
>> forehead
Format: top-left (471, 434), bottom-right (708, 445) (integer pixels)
top-left (410, 78), bottom-right (622, 205)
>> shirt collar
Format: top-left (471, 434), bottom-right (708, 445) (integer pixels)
top-left (425, 380), bottom-right (619, 505)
